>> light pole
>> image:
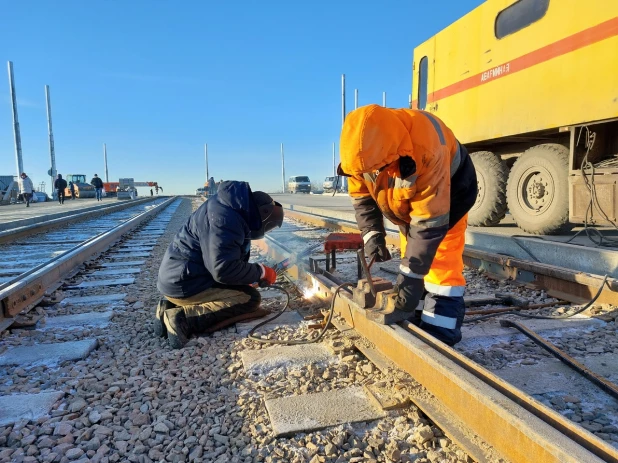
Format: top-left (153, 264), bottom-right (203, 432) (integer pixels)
top-left (8, 61), bottom-right (23, 178)
top-left (45, 85), bottom-right (58, 198)
top-left (281, 143), bottom-right (286, 194)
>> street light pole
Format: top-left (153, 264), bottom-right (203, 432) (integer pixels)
top-left (341, 74), bottom-right (346, 126)
top-left (8, 61), bottom-right (23, 178)
top-left (45, 85), bottom-right (57, 198)
top-left (204, 144), bottom-right (209, 182)
top-left (281, 143), bottom-right (285, 194)
top-left (103, 144), bottom-right (109, 183)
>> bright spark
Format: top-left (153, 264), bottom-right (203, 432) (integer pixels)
top-left (303, 287), bottom-right (317, 299)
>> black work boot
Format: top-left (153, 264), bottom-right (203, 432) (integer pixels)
top-left (154, 297), bottom-right (176, 338)
top-left (164, 307), bottom-right (191, 349)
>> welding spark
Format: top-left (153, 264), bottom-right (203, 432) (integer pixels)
top-left (303, 287), bottom-right (317, 300)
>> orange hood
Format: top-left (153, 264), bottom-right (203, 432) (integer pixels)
top-left (339, 105), bottom-right (414, 175)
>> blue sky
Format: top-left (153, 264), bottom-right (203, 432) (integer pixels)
top-left (1, 0), bottom-right (481, 195)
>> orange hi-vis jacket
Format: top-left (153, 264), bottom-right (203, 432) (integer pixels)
top-left (338, 105), bottom-right (477, 282)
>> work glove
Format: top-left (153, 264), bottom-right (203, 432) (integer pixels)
top-left (364, 233), bottom-right (392, 262)
top-left (258, 264), bottom-right (277, 287)
top-left (394, 274), bottom-right (425, 313)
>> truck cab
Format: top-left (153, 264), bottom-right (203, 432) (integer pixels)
top-left (288, 176), bottom-right (311, 194)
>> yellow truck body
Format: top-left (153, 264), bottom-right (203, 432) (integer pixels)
top-left (412, 0), bottom-right (618, 234)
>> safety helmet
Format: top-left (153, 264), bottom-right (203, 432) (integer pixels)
top-left (250, 191), bottom-right (284, 240)
top-left (20, 172), bottom-right (26, 178)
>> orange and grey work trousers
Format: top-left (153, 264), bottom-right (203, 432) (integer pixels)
top-left (400, 214), bottom-right (468, 345)
top-left (166, 284), bottom-right (261, 334)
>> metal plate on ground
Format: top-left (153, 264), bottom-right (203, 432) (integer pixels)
top-left (241, 344), bottom-right (334, 374)
top-left (0, 391), bottom-right (64, 426)
top-left (61, 294), bottom-right (126, 304)
top-left (0, 339), bottom-right (98, 367)
top-left (264, 386), bottom-right (385, 436)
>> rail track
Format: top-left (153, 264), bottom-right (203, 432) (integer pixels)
top-left (254, 212), bottom-right (618, 463)
top-left (0, 197), bottom-right (176, 331)
top-left (0, 197), bottom-right (617, 463)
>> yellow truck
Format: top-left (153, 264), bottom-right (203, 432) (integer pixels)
top-left (412, 0), bottom-right (618, 234)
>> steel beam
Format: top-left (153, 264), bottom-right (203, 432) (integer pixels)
top-left (256, 229), bottom-right (618, 463)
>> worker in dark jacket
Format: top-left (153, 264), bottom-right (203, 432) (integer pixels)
top-left (54, 174), bottom-right (67, 204)
top-left (338, 105), bottom-right (477, 346)
top-left (156, 181), bottom-right (284, 349)
top-left (91, 174), bottom-right (104, 201)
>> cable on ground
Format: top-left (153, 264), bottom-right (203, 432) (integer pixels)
top-left (464, 274), bottom-right (609, 324)
top-left (247, 282), bottom-right (354, 345)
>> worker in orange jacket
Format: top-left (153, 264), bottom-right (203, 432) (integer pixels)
top-left (338, 105), bottom-right (477, 345)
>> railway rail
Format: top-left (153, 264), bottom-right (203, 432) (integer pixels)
top-left (0, 197), bottom-right (616, 463)
top-left (0, 197), bottom-right (175, 331)
top-left (255, 212), bottom-right (618, 463)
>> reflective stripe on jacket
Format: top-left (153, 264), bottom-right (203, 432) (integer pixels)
top-left (339, 105), bottom-right (476, 277)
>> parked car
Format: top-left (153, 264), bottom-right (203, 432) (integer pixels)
top-left (288, 176), bottom-right (311, 194)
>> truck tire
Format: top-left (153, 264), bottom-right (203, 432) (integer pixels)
top-left (468, 151), bottom-right (508, 226)
top-left (506, 144), bottom-right (572, 235)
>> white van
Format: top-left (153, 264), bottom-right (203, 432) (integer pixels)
top-left (288, 176), bottom-right (311, 194)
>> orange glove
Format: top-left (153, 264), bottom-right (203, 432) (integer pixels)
top-left (259, 264), bottom-right (277, 287)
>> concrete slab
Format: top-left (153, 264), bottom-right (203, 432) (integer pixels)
top-left (100, 261), bottom-right (145, 267)
top-left (236, 311), bottom-right (303, 334)
top-left (89, 268), bottom-right (141, 277)
top-left (241, 344), bottom-right (334, 374)
top-left (265, 386), bottom-right (385, 436)
top-left (492, 353), bottom-right (618, 402)
top-left (459, 316), bottom-right (605, 349)
top-left (0, 391), bottom-right (65, 426)
top-left (109, 252), bottom-right (151, 258)
top-left (113, 247), bottom-right (154, 252)
top-left (70, 278), bottom-right (135, 288)
top-left (61, 293), bottom-right (126, 305)
top-left (0, 339), bottom-right (98, 367)
top-left (121, 241), bottom-right (156, 247)
top-left (44, 311), bottom-right (113, 329)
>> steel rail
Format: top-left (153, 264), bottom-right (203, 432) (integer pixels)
top-left (282, 207), bottom-right (618, 306)
top-left (0, 197), bottom-right (176, 329)
top-left (0, 196), bottom-right (160, 245)
top-left (500, 319), bottom-right (618, 400)
top-left (255, 232), bottom-right (618, 463)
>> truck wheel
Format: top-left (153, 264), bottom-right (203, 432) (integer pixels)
top-left (506, 144), bottom-right (572, 235)
top-left (468, 151), bottom-right (508, 226)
